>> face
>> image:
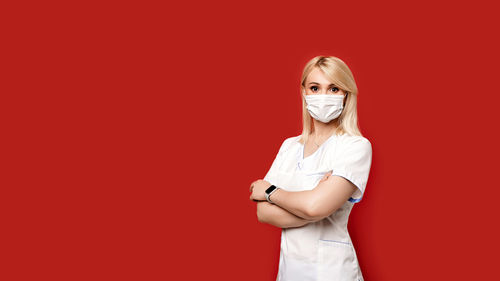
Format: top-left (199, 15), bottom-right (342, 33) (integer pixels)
top-left (302, 67), bottom-right (347, 97)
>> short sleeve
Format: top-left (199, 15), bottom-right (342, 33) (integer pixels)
top-left (263, 137), bottom-right (295, 186)
top-left (331, 136), bottom-right (373, 203)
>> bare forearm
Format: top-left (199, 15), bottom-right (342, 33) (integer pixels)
top-left (267, 188), bottom-right (318, 220)
top-left (257, 201), bottom-right (318, 228)
top-left (268, 174), bottom-right (357, 221)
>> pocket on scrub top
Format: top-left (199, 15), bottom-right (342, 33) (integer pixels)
top-left (276, 169), bottom-right (332, 192)
top-left (303, 170), bottom-right (332, 190)
top-left (317, 239), bottom-right (358, 281)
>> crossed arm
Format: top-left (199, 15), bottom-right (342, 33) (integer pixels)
top-left (257, 201), bottom-right (321, 228)
top-left (254, 172), bottom-right (358, 229)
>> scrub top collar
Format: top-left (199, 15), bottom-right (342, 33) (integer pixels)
top-left (299, 133), bottom-right (338, 161)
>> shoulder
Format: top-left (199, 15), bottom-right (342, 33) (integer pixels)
top-left (275, 135), bottom-right (301, 156)
top-left (284, 135), bottom-right (301, 146)
top-left (279, 135), bottom-right (301, 151)
top-left (338, 134), bottom-right (372, 153)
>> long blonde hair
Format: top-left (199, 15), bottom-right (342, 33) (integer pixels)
top-left (299, 56), bottom-right (363, 144)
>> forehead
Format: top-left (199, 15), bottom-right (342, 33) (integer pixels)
top-left (306, 67), bottom-right (332, 85)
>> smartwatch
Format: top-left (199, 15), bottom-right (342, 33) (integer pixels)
top-left (265, 185), bottom-right (279, 204)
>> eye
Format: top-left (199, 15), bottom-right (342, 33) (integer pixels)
top-left (310, 86), bottom-right (318, 92)
top-left (330, 87), bottom-right (339, 93)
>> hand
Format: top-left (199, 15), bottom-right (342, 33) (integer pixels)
top-left (249, 179), bottom-right (271, 202)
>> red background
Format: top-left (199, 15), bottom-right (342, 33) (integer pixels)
top-left (1, 0), bottom-right (499, 280)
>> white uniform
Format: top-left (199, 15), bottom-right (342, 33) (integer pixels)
top-left (264, 133), bottom-right (373, 281)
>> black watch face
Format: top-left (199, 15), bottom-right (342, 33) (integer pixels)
top-left (266, 185), bottom-right (276, 194)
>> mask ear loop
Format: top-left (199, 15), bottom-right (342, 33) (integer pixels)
top-left (336, 91), bottom-right (348, 125)
top-left (301, 88), bottom-right (307, 100)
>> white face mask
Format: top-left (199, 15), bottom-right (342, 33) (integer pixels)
top-left (303, 93), bottom-right (346, 123)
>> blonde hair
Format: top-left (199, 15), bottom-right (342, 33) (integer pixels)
top-left (299, 56), bottom-right (363, 144)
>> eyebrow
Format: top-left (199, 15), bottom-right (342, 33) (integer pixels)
top-left (308, 82), bottom-right (337, 86)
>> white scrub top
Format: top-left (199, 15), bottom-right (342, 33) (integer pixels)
top-left (263, 133), bottom-right (372, 281)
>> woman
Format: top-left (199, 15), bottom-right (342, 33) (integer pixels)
top-left (249, 56), bottom-right (372, 281)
